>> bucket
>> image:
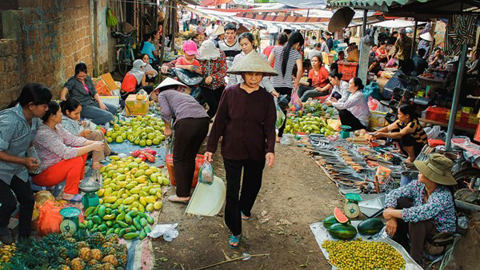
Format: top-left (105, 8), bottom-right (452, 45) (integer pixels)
top-left (165, 154), bottom-right (204, 187)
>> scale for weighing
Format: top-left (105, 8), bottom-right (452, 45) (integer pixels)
top-left (344, 193), bottom-right (362, 219)
top-left (79, 181), bottom-right (101, 209)
top-left (59, 207), bottom-right (81, 236)
top-left (340, 125), bottom-right (352, 139)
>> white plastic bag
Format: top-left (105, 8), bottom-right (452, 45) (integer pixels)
top-left (199, 162), bottom-right (214, 185)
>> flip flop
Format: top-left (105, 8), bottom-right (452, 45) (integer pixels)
top-left (228, 235), bottom-right (241, 249)
top-left (63, 194), bottom-right (83, 203)
top-left (241, 211), bottom-right (251, 220)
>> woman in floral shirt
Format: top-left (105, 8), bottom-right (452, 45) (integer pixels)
top-left (197, 40), bottom-right (227, 118)
top-left (383, 153), bottom-right (457, 263)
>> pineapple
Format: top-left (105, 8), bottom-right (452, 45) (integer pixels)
top-left (90, 249), bottom-right (102, 261)
top-left (102, 255), bottom-right (118, 267)
top-left (75, 241), bottom-right (89, 250)
top-left (70, 258), bottom-right (86, 270)
top-left (65, 237), bottom-right (77, 244)
top-left (113, 244), bottom-right (127, 254)
top-left (88, 259), bottom-right (99, 266)
top-left (115, 251), bottom-right (127, 267)
top-left (102, 246), bottom-right (116, 256)
top-left (102, 242), bottom-right (114, 249)
top-left (91, 232), bottom-right (105, 245)
top-left (105, 234), bottom-right (119, 244)
top-left (102, 262), bottom-right (116, 270)
top-left (58, 265), bottom-right (71, 270)
top-left (78, 247), bottom-right (91, 261)
top-left (57, 246), bottom-right (68, 259)
top-left (91, 265), bottom-right (103, 270)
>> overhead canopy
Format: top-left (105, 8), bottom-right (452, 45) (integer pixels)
top-left (275, 0), bottom-right (327, 9)
top-left (330, 0), bottom-right (430, 10)
top-left (371, 18), bottom-right (426, 28)
top-left (329, 0), bottom-right (480, 18)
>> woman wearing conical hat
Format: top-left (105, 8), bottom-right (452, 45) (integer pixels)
top-left (205, 51), bottom-right (278, 249)
top-left (383, 153), bottom-right (457, 264)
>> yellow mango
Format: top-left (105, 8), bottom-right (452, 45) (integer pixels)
top-left (98, 189), bottom-right (105, 197)
top-left (154, 201), bottom-right (162, 210)
top-left (104, 187), bottom-right (113, 197)
top-left (139, 197), bottom-right (147, 206)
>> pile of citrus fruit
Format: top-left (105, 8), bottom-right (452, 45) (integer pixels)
top-left (105, 115), bottom-right (166, 147)
top-left (322, 239), bottom-right (406, 270)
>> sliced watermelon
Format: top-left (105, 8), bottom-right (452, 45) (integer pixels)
top-left (334, 207), bottom-right (349, 224)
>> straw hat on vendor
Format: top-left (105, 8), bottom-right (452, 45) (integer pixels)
top-left (150, 77), bottom-right (189, 102)
top-left (227, 50), bottom-right (278, 76)
top-left (413, 153), bottom-right (456, 186)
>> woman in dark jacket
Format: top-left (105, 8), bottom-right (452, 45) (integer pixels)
top-left (205, 52), bottom-right (277, 249)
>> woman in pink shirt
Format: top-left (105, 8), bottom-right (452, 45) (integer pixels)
top-left (33, 101), bottom-right (104, 202)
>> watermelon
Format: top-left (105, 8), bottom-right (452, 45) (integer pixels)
top-left (323, 215), bottom-right (339, 229)
top-left (327, 223), bottom-right (357, 240)
top-left (358, 218), bottom-right (385, 236)
top-left (334, 207), bottom-right (349, 224)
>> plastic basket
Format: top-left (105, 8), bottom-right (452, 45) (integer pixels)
top-left (165, 154), bottom-right (204, 187)
top-left (337, 61), bottom-right (358, 81)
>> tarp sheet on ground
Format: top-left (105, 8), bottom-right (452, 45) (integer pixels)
top-left (310, 221), bottom-right (423, 270)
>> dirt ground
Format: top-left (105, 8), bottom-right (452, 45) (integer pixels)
top-left (153, 144), bottom-right (345, 270)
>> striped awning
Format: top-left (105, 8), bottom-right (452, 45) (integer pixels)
top-left (329, 0), bottom-right (430, 8)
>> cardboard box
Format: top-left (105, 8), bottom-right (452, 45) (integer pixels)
top-left (125, 95), bottom-right (149, 116)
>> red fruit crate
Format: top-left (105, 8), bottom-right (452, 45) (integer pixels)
top-left (337, 61), bottom-right (358, 81)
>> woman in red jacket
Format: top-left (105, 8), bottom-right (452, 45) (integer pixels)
top-left (297, 55), bottom-right (331, 102)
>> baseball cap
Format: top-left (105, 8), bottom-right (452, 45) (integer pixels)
top-left (183, 40), bottom-right (198, 56)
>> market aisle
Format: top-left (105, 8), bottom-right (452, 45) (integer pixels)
top-left (154, 144), bottom-right (345, 269)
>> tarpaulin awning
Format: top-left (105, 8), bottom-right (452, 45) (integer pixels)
top-left (275, 0), bottom-right (327, 9)
top-left (201, 0), bottom-right (232, 6)
top-left (330, 0), bottom-right (430, 8)
top-left (371, 18), bottom-right (426, 28)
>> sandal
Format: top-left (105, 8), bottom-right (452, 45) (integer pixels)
top-left (241, 211), bottom-right (251, 220)
top-left (228, 235), bottom-right (241, 249)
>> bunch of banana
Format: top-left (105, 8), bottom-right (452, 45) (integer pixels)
top-left (107, 7), bottom-right (118, 27)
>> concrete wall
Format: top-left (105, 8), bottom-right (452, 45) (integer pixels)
top-left (0, 0), bottom-right (111, 108)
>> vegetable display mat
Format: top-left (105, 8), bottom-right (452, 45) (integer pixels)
top-left (310, 221), bottom-right (423, 270)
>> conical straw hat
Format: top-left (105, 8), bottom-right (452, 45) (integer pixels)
top-left (227, 51), bottom-right (278, 76)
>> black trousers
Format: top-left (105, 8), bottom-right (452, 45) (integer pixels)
top-left (338, 109), bottom-right (366, 131)
top-left (173, 118), bottom-right (210, 197)
top-left (201, 86), bottom-right (224, 118)
top-left (223, 158), bottom-right (265, 236)
top-left (0, 176), bottom-right (35, 238)
top-left (393, 197), bottom-right (438, 263)
top-left (275, 87), bottom-right (293, 137)
top-left (121, 85), bottom-right (154, 100)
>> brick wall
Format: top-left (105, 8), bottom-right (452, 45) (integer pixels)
top-left (0, 39), bottom-right (20, 108)
top-left (0, 0), bottom-right (111, 109)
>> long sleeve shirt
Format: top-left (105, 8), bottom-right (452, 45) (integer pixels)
top-left (332, 90), bottom-right (370, 128)
top-left (62, 115), bottom-right (84, 136)
top-left (228, 52), bottom-right (275, 93)
top-left (199, 52), bottom-right (228, 90)
top-left (327, 80), bottom-right (349, 103)
top-left (157, 90), bottom-right (208, 124)
top-left (207, 84), bottom-right (276, 161)
top-left (385, 180), bottom-right (456, 233)
top-left (34, 123), bottom-right (87, 173)
top-left (0, 105), bottom-right (40, 184)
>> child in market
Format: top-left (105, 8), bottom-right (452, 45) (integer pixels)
top-left (61, 98), bottom-right (113, 170)
top-left (175, 40), bottom-right (201, 74)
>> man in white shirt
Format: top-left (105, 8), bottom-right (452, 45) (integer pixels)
top-left (182, 11), bottom-right (191, 32)
top-left (268, 24), bottom-right (279, 46)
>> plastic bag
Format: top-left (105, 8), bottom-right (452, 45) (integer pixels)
top-left (386, 57), bottom-right (396, 67)
top-left (424, 125), bottom-right (441, 140)
top-left (290, 90), bottom-right (303, 111)
top-left (274, 98), bottom-right (285, 129)
top-left (37, 200), bottom-right (63, 236)
top-left (199, 162), bottom-right (214, 185)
